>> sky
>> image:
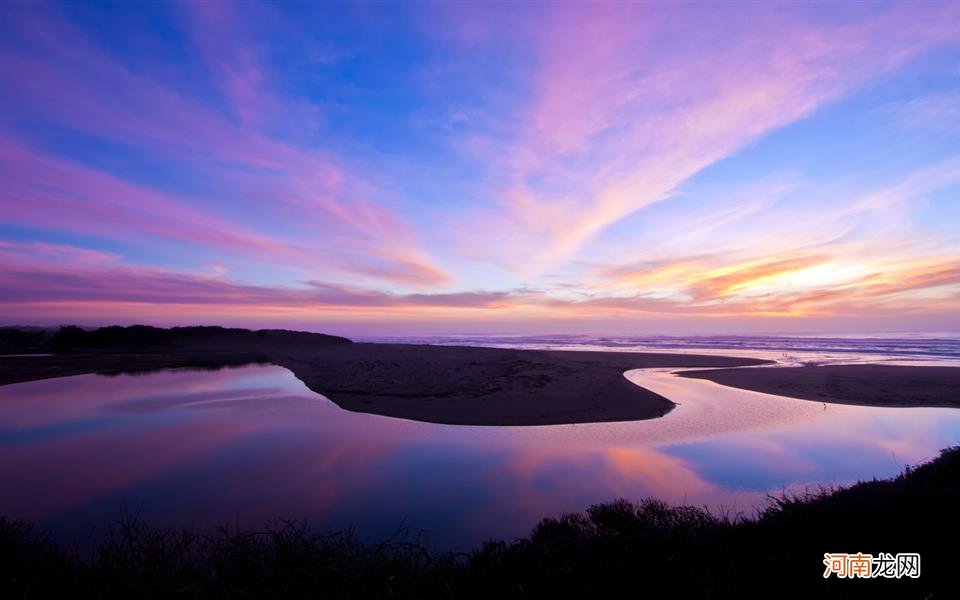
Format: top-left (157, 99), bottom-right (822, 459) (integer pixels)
top-left (1, 1), bottom-right (959, 336)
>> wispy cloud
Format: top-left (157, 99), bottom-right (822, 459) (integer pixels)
top-left (0, 241), bottom-right (520, 315)
top-left (0, 4), bottom-right (448, 286)
top-left (1, 2), bottom-right (958, 332)
top-left (459, 2), bottom-right (960, 271)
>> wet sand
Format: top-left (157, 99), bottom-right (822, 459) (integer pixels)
top-left (275, 345), bottom-right (771, 425)
top-left (679, 364), bottom-right (960, 408)
top-left (0, 343), bottom-right (767, 426)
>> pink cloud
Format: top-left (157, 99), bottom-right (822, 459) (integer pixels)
top-left (0, 240), bottom-right (120, 267)
top-left (0, 6), bottom-right (448, 286)
top-left (460, 2), bottom-right (960, 270)
top-left (2, 235), bottom-right (957, 328)
top-left (0, 241), bottom-right (514, 313)
top-left (179, 0), bottom-right (281, 126)
top-left (0, 132), bottom-right (446, 285)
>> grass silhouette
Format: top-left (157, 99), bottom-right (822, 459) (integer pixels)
top-left (3, 447), bottom-right (957, 598)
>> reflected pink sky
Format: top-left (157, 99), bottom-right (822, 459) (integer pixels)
top-left (1, 365), bottom-right (958, 550)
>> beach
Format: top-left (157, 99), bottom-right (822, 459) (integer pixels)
top-left (0, 339), bottom-right (767, 426)
top-left (3, 328), bottom-right (959, 424)
top-left (679, 364), bottom-right (960, 409)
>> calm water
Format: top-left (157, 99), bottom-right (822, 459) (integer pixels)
top-left (1, 362), bottom-right (959, 550)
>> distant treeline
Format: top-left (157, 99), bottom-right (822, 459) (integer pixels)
top-left (0, 325), bottom-right (351, 353)
top-left (0, 327), bottom-right (50, 352)
top-left (1, 447), bottom-right (956, 599)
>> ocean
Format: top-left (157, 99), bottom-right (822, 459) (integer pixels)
top-left (354, 333), bottom-right (960, 367)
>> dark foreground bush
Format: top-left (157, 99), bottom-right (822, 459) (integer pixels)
top-left (2, 447), bottom-right (957, 599)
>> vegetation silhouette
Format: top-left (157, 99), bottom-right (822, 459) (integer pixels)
top-left (48, 325), bottom-right (351, 351)
top-left (2, 447), bottom-right (956, 599)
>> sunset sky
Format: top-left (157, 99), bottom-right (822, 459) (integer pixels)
top-left (1, 1), bottom-right (959, 335)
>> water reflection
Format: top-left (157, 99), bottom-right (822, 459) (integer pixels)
top-left (1, 364), bottom-right (958, 550)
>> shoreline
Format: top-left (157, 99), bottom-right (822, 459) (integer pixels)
top-left (0, 343), bottom-right (769, 426)
top-left (2, 325), bottom-right (958, 423)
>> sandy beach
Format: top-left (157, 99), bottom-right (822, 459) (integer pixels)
top-left (275, 344), bottom-right (775, 425)
top-left (679, 364), bottom-right (960, 408)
